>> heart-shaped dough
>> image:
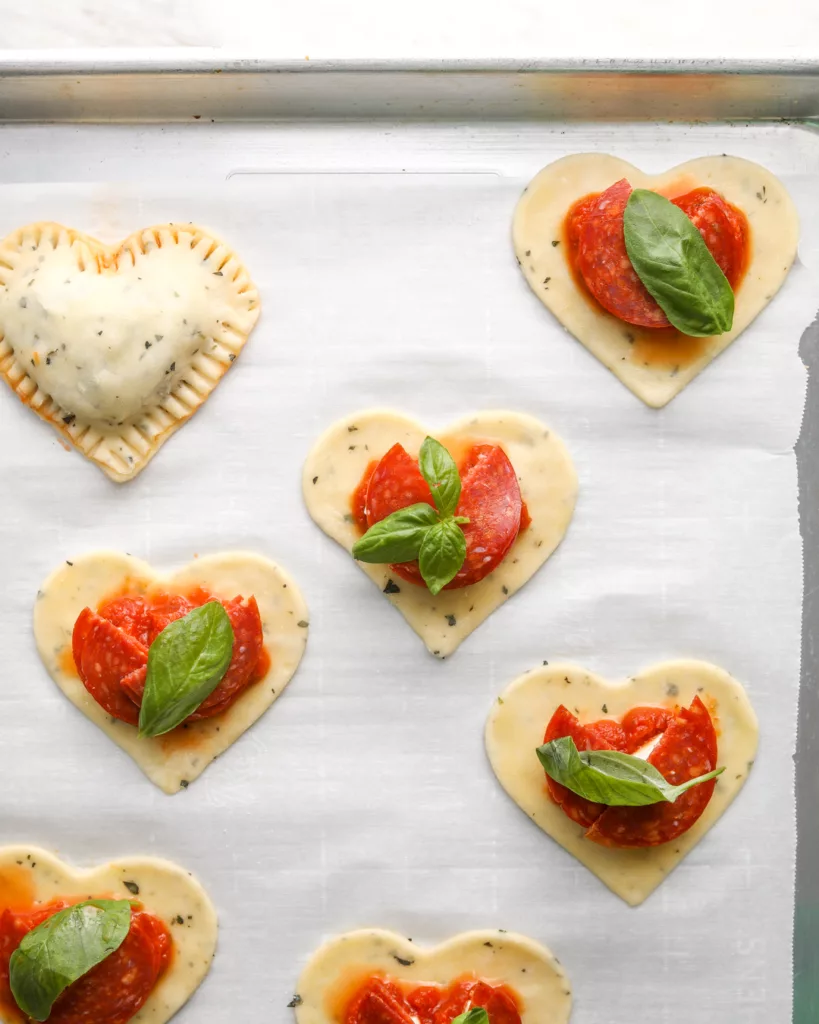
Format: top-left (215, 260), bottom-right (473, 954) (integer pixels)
top-left (0, 845), bottom-right (216, 1024)
top-left (513, 154), bottom-right (798, 407)
top-left (0, 222), bottom-right (260, 481)
top-left (293, 928), bottom-right (571, 1024)
top-left (303, 409), bottom-right (577, 657)
top-left (486, 660), bottom-right (758, 906)
top-left (33, 551), bottom-right (308, 793)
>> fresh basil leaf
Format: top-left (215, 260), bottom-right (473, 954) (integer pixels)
top-left (138, 601), bottom-right (234, 738)
top-left (623, 188), bottom-right (734, 337)
top-left (452, 1010), bottom-right (489, 1024)
top-left (418, 517), bottom-right (467, 596)
top-left (9, 899), bottom-right (131, 1021)
top-left (418, 436), bottom-right (462, 517)
top-left (352, 503), bottom-right (440, 564)
top-left (537, 736), bottom-right (724, 806)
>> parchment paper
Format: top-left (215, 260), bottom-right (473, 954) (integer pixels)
top-left (1, 122), bottom-right (818, 1023)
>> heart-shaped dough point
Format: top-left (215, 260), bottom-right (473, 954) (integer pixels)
top-left (33, 551), bottom-right (308, 793)
top-left (486, 660), bottom-right (758, 905)
top-left (0, 222), bottom-right (260, 480)
top-left (303, 409), bottom-right (578, 657)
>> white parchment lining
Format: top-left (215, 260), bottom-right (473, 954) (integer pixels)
top-left (0, 122), bottom-right (817, 1023)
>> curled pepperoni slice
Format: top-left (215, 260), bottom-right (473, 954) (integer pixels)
top-left (345, 977), bottom-right (418, 1024)
top-left (146, 592), bottom-right (196, 645)
top-left (671, 188), bottom-right (747, 288)
top-left (620, 705), bottom-right (672, 753)
top-left (406, 985), bottom-right (444, 1024)
top-left (433, 980), bottom-right (521, 1024)
top-left (569, 180), bottom-right (748, 329)
top-left (586, 696), bottom-right (718, 848)
top-left (72, 609), bottom-right (148, 726)
top-left (0, 902), bottom-right (171, 1024)
top-left (363, 443), bottom-right (523, 590)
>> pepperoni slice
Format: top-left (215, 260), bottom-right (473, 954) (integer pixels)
top-left (406, 985), bottom-right (444, 1024)
top-left (572, 179), bottom-right (670, 329)
top-left (345, 977), bottom-right (418, 1024)
top-left (569, 180), bottom-right (748, 329)
top-left (620, 705), bottom-right (672, 753)
top-left (188, 597), bottom-right (265, 719)
top-left (0, 901), bottom-right (171, 1024)
top-left (146, 592), bottom-right (196, 645)
top-left (363, 443), bottom-right (523, 590)
top-left (365, 443), bottom-right (434, 525)
top-left (671, 188), bottom-right (747, 288)
top-left (72, 610), bottom-right (148, 726)
top-left (432, 979), bottom-right (521, 1024)
top-left (96, 597), bottom-right (154, 649)
top-left (542, 705), bottom-right (627, 829)
top-left (586, 696), bottom-right (718, 848)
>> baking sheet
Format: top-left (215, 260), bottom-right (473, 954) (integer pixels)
top-left (0, 121), bottom-right (817, 1024)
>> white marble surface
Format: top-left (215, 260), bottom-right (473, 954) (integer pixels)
top-left (0, 0), bottom-right (818, 58)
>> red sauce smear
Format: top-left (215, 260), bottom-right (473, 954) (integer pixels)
top-left (0, 897), bottom-right (171, 1024)
top-left (344, 974), bottom-right (522, 1024)
top-left (564, 180), bottom-right (750, 331)
top-left (71, 586), bottom-right (269, 727)
top-left (351, 442), bottom-right (529, 590)
top-left (543, 696), bottom-right (719, 847)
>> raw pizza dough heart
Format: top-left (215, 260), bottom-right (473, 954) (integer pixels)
top-left (0, 845), bottom-right (217, 1024)
top-left (485, 660), bottom-right (758, 906)
top-left (302, 409), bottom-right (578, 657)
top-left (293, 928), bottom-right (571, 1024)
top-left (513, 154), bottom-right (799, 407)
top-left (0, 222), bottom-right (260, 481)
top-left (33, 551), bottom-right (308, 793)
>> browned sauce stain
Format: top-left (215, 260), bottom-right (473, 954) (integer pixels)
top-left (59, 644), bottom-right (77, 677)
top-left (562, 177), bottom-right (752, 373)
top-left (0, 864), bottom-right (36, 913)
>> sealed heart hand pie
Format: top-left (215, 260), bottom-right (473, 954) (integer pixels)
top-left (0, 222), bottom-right (260, 481)
top-left (513, 154), bottom-right (798, 407)
top-left (33, 551), bottom-right (308, 793)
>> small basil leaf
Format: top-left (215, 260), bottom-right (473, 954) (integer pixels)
top-left (452, 1010), bottom-right (490, 1024)
top-left (418, 436), bottom-right (462, 518)
top-left (537, 736), bottom-right (724, 806)
top-left (9, 899), bottom-right (131, 1021)
top-left (418, 517), bottom-right (467, 596)
top-left (623, 188), bottom-right (735, 337)
top-left (352, 503), bottom-right (440, 564)
top-left (138, 601), bottom-right (234, 738)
